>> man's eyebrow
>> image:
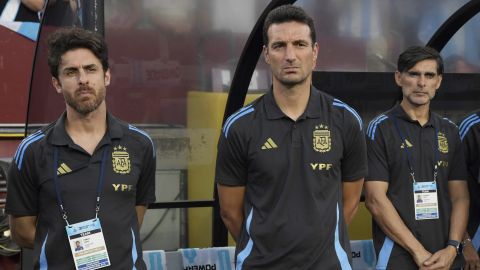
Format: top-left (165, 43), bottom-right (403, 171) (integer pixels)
top-left (270, 39), bottom-right (310, 46)
top-left (62, 64), bottom-right (98, 71)
top-left (406, 71), bottom-right (437, 75)
top-left (271, 41), bottom-right (286, 46)
top-left (62, 66), bottom-right (78, 72)
top-left (293, 39), bottom-right (310, 43)
top-left (83, 64), bottom-right (98, 69)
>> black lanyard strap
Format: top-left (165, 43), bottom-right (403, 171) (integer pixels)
top-left (393, 117), bottom-right (440, 183)
top-left (53, 147), bottom-right (109, 226)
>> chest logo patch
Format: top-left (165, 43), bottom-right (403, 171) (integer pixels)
top-left (261, 138), bottom-right (278, 150)
top-left (112, 145), bottom-right (131, 174)
top-left (313, 124), bottom-right (331, 153)
top-left (57, 163), bottom-right (72, 175)
top-left (437, 132), bottom-right (448, 154)
top-left (400, 139), bottom-right (413, 149)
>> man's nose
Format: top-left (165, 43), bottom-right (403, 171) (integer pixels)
top-left (78, 69), bottom-right (88, 84)
top-left (417, 75), bottom-right (426, 87)
top-left (285, 44), bottom-right (296, 62)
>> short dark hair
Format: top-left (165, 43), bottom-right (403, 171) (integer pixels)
top-left (263, 5), bottom-right (316, 46)
top-left (47, 27), bottom-right (109, 78)
top-left (397, 46), bottom-right (443, 75)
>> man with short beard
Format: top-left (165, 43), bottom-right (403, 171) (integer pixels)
top-left (5, 27), bottom-right (156, 270)
top-left (364, 46), bottom-right (469, 270)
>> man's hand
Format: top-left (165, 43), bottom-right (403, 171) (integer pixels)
top-left (463, 240), bottom-right (480, 270)
top-left (413, 248), bottom-right (432, 268)
top-left (421, 246), bottom-right (456, 270)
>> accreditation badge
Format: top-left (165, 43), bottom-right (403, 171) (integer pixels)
top-left (413, 181), bottom-right (439, 220)
top-left (66, 218), bottom-right (111, 270)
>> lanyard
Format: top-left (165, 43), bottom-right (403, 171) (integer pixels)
top-left (53, 147), bottom-right (109, 226)
top-left (393, 117), bottom-right (440, 183)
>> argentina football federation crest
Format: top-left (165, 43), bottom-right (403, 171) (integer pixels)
top-left (313, 124), bottom-right (331, 153)
top-left (112, 145), bottom-right (131, 174)
top-left (437, 132), bottom-right (448, 154)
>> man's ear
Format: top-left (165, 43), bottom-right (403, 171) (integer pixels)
top-left (394, 71), bottom-right (402, 87)
top-left (435, 74), bottom-right (442, 90)
top-left (52, 77), bottom-right (62, 93)
top-left (312, 42), bottom-right (319, 68)
top-left (104, 69), bottom-right (111, 86)
top-left (263, 45), bottom-right (270, 64)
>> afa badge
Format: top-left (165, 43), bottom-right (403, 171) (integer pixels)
top-left (112, 145), bottom-right (131, 174)
top-left (313, 124), bottom-right (331, 153)
top-left (437, 132), bottom-right (448, 154)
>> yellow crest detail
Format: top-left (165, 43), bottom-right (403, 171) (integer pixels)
top-left (313, 124), bottom-right (331, 153)
top-left (437, 132), bottom-right (448, 154)
top-left (112, 145), bottom-right (131, 174)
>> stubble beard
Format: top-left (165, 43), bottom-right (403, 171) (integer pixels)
top-left (276, 72), bottom-right (309, 88)
top-left (65, 87), bottom-right (106, 115)
top-left (405, 93), bottom-right (433, 108)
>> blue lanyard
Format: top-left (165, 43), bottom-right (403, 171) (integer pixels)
top-left (393, 117), bottom-right (440, 183)
top-left (53, 147), bottom-right (108, 226)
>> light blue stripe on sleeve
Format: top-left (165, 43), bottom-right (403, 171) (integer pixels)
top-left (370, 116), bottom-right (388, 140)
top-left (128, 125), bottom-right (156, 158)
top-left (16, 133), bottom-right (45, 170)
top-left (333, 99), bottom-right (363, 130)
top-left (223, 105), bottom-right (253, 134)
top-left (367, 115), bottom-right (388, 140)
top-left (367, 115), bottom-right (383, 138)
top-left (236, 208), bottom-right (254, 270)
top-left (375, 236), bottom-right (394, 270)
top-left (131, 228), bottom-right (138, 270)
top-left (334, 203), bottom-right (352, 270)
top-left (460, 118), bottom-right (480, 140)
top-left (39, 233), bottom-right (48, 270)
top-left (459, 114), bottom-right (477, 132)
top-left (459, 114), bottom-right (480, 136)
top-left (367, 114), bottom-right (388, 140)
top-left (367, 116), bottom-right (379, 138)
top-left (13, 130), bottom-right (42, 163)
top-left (224, 108), bottom-right (254, 138)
